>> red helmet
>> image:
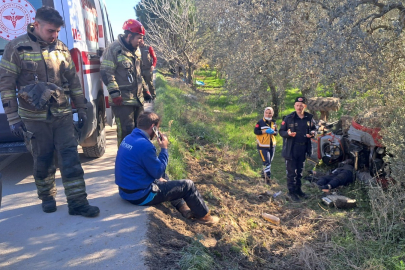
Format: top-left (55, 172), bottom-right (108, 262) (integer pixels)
top-left (123, 19), bottom-right (145, 36)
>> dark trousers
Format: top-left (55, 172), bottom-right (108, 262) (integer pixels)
top-left (132, 179), bottom-right (209, 218)
top-left (142, 70), bottom-right (155, 97)
top-left (257, 146), bottom-right (275, 178)
top-left (23, 115), bottom-right (87, 207)
top-left (285, 143), bottom-right (307, 193)
top-left (317, 171), bottom-right (353, 189)
top-left (112, 105), bottom-right (144, 146)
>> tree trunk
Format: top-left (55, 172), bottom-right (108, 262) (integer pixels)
top-left (187, 63), bottom-right (193, 84)
top-left (265, 77), bottom-right (280, 118)
top-left (301, 87), bottom-right (311, 98)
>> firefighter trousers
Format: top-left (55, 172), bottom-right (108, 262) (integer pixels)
top-left (112, 105), bottom-right (144, 146)
top-left (23, 115), bottom-right (88, 207)
top-left (142, 70), bottom-right (155, 97)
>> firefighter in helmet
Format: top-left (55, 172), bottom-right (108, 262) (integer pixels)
top-left (101, 19), bottom-right (152, 146)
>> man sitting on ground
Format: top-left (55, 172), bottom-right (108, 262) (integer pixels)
top-left (115, 112), bottom-right (219, 226)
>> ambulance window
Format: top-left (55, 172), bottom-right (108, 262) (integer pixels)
top-left (101, 3), bottom-right (114, 42)
top-left (0, 0), bottom-right (43, 54)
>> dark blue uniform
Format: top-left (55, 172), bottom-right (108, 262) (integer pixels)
top-left (279, 111), bottom-right (316, 195)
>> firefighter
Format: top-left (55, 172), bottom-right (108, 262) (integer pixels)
top-left (139, 39), bottom-right (157, 101)
top-left (279, 97), bottom-right (317, 202)
top-left (101, 19), bottom-right (150, 146)
top-left (0, 7), bottom-right (99, 216)
top-left (254, 107), bottom-right (278, 184)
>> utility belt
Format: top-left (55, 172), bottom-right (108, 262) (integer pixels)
top-left (294, 141), bottom-right (307, 146)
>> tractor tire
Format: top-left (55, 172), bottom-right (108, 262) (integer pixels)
top-left (307, 97), bottom-right (340, 112)
top-left (82, 99), bottom-right (106, 158)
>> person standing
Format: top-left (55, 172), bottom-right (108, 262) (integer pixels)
top-left (115, 112), bottom-right (219, 226)
top-left (100, 19), bottom-right (150, 146)
top-left (254, 107), bottom-right (278, 184)
top-left (0, 7), bottom-right (99, 216)
top-left (279, 97), bottom-right (317, 202)
top-left (139, 39), bottom-right (157, 101)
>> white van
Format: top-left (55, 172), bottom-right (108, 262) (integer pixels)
top-left (0, 0), bottom-right (114, 157)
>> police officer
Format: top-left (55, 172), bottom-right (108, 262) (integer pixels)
top-left (139, 39), bottom-right (157, 101)
top-left (254, 107), bottom-right (278, 184)
top-left (279, 97), bottom-right (317, 202)
top-left (0, 7), bottom-right (99, 216)
top-left (101, 19), bottom-right (149, 146)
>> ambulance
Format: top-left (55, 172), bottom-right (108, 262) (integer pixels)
top-left (0, 0), bottom-right (115, 157)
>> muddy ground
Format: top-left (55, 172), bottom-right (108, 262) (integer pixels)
top-left (143, 77), bottom-right (343, 270)
top-left (144, 145), bottom-right (340, 270)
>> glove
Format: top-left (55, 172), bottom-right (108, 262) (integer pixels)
top-left (112, 96), bottom-right (123, 106)
top-left (143, 91), bottom-right (153, 102)
top-left (10, 121), bottom-right (27, 138)
top-left (265, 128), bottom-right (275, 134)
top-left (77, 108), bottom-right (87, 129)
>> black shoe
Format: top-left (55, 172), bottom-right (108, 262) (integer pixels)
top-left (287, 192), bottom-right (300, 202)
top-left (69, 204), bottom-right (100, 217)
top-left (42, 198), bottom-right (57, 213)
top-left (296, 189), bottom-right (309, 199)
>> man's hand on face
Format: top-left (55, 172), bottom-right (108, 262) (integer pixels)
top-left (157, 177), bottom-right (167, 183)
top-left (157, 133), bottom-right (169, 149)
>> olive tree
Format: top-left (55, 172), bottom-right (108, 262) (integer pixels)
top-left (135, 0), bottom-right (205, 83)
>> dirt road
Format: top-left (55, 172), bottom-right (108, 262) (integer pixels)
top-left (0, 126), bottom-right (149, 270)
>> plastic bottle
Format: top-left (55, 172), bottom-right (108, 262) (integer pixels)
top-left (262, 213), bottom-right (280, 225)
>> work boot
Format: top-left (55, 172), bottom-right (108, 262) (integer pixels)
top-left (296, 188), bottom-right (309, 199)
top-left (195, 213), bottom-right (219, 226)
top-left (69, 204), bottom-right (100, 217)
top-left (287, 192), bottom-right (300, 202)
top-left (178, 203), bottom-right (195, 219)
top-left (42, 198), bottom-right (57, 213)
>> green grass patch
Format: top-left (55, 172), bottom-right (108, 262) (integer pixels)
top-left (153, 70), bottom-right (404, 270)
top-left (178, 235), bottom-right (215, 270)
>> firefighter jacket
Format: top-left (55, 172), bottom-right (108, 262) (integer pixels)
top-left (254, 118), bottom-right (278, 148)
top-left (100, 35), bottom-right (144, 106)
top-left (0, 24), bottom-right (85, 124)
top-left (279, 111), bottom-right (317, 160)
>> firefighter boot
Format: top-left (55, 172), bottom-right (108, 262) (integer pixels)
top-left (68, 200), bottom-right (100, 217)
top-left (178, 203), bottom-right (195, 219)
top-left (42, 197), bottom-right (57, 213)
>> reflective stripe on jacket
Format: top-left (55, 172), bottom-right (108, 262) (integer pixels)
top-left (254, 118), bottom-right (278, 147)
top-left (100, 34), bottom-right (144, 106)
top-left (0, 24), bottom-right (85, 123)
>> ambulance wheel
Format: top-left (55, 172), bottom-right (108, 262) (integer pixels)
top-left (83, 99), bottom-right (106, 158)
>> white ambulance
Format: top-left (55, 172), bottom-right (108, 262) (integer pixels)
top-left (0, 0), bottom-right (115, 157)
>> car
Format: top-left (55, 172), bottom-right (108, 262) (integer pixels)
top-left (0, 0), bottom-right (115, 157)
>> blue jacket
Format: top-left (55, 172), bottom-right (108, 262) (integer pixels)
top-left (115, 128), bottom-right (169, 201)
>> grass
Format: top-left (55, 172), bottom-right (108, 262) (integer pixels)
top-left (152, 69), bottom-right (405, 270)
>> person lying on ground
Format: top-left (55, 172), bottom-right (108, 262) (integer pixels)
top-left (317, 162), bottom-right (354, 192)
top-left (115, 112), bottom-right (219, 226)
